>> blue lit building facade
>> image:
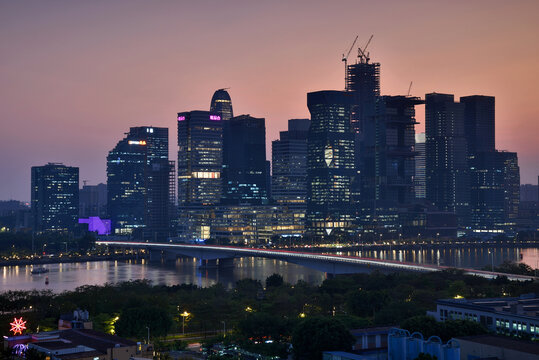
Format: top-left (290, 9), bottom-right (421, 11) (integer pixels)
top-left (31, 163), bottom-right (79, 233)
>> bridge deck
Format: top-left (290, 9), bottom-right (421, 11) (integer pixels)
top-left (95, 241), bottom-right (537, 282)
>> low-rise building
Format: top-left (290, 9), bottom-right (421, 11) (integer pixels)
top-left (429, 293), bottom-right (539, 338)
top-left (456, 335), bottom-right (539, 360)
top-left (4, 329), bottom-right (152, 360)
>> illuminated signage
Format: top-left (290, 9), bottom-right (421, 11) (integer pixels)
top-left (128, 140), bottom-right (147, 145)
top-left (177, 116), bottom-right (185, 121)
top-left (209, 115), bottom-right (221, 121)
top-left (10, 317), bottom-right (27, 335)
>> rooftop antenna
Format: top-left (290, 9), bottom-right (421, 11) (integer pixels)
top-left (358, 34), bottom-right (373, 63)
top-left (407, 81), bottom-right (413, 96)
top-left (342, 35), bottom-right (358, 89)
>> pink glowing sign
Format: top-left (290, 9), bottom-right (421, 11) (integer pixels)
top-left (177, 116), bottom-right (185, 121)
top-left (209, 115), bottom-right (221, 121)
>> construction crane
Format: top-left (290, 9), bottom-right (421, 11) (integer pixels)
top-left (357, 34), bottom-right (373, 63)
top-left (407, 81), bottom-right (413, 96)
top-left (342, 35), bottom-right (358, 88)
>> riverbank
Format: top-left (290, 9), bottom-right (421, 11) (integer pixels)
top-left (0, 253), bottom-right (143, 267)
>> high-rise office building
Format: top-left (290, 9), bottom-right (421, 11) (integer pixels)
top-left (374, 96), bottom-right (423, 205)
top-left (31, 163), bottom-right (79, 232)
top-left (107, 126), bottom-right (173, 240)
top-left (461, 95), bottom-right (495, 155)
top-left (177, 111), bottom-right (223, 206)
top-left (306, 91), bottom-right (355, 239)
top-left (79, 183), bottom-right (107, 218)
top-left (346, 56), bottom-right (381, 210)
top-left (210, 89), bottom-right (234, 121)
top-left (222, 115), bottom-right (269, 204)
top-left (346, 60), bottom-right (380, 133)
top-left (415, 133), bottom-right (426, 199)
top-left (272, 119), bottom-right (310, 207)
top-left (177, 111), bottom-right (222, 241)
top-left (499, 151), bottom-right (520, 226)
top-left (469, 152), bottom-right (505, 233)
top-left (425, 93), bottom-right (470, 227)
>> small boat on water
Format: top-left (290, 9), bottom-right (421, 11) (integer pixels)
top-left (31, 266), bottom-right (49, 274)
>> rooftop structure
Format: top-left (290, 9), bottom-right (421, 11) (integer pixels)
top-left (3, 329), bottom-right (151, 360)
top-left (431, 294), bottom-right (539, 338)
top-left (456, 334), bottom-right (539, 360)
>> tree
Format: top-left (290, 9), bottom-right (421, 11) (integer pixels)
top-left (291, 317), bottom-right (355, 360)
top-left (414, 353), bottom-right (437, 360)
top-left (266, 273), bottom-right (284, 288)
top-left (115, 306), bottom-right (173, 338)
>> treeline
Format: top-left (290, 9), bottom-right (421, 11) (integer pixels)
top-left (1, 270), bottom-right (538, 359)
top-left (0, 232), bottom-right (96, 256)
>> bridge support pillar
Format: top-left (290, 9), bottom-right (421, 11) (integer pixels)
top-left (218, 257), bottom-right (234, 268)
top-left (198, 259), bottom-right (218, 269)
top-left (163, 251), bottom-right (177, 262)
top-left (148, 250), bottom-right (161, 262)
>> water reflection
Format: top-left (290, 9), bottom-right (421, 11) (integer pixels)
top-left (1, 247), bottom-right (537, 292)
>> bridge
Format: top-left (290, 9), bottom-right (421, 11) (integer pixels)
top-left (95, 240), bottom-right (538, 282)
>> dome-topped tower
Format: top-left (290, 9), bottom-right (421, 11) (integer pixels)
top-left (210, 88), bottom-right (234, 121)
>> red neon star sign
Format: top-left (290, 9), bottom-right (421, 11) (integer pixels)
top-left (10, 317), bottom-right (27, 335)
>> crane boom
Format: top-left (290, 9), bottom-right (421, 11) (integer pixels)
top-left (342, 35), bottom-right (358, 90)
top-left (358, 34), bottom-right (374, 63)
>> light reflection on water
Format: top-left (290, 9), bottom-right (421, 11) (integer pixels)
top-left (1, 247), bottom-right (537, 292)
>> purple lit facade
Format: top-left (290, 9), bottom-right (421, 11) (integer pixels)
top-left (79, 217), bottom-right (111, 235)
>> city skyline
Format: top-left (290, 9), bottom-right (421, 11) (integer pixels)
top-left (1, 0), bottom-right (539, 201)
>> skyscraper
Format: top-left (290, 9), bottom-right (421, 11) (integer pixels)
top-left (31, 163), bottom-right (79, 233)
top-left (415, 133), bottom-right (426, 199)
top-left (177, 110), bottom-right (223, 241)
top-left (374, 96), bottom-right (423, 205)
top-left (107, 126), bottom-right (173, 240)
top-left (272, 119), bottom-right (310, 207)
top-left (177, 111), bottom-right (223, 206)
top-left (210, 89), bottom-right (234, 121)
top-left (469, 152), bottom-right (505, 232)
top-left (499, 151), bottom-right (520, 226)
top-left (222, 114), bottom-right (269, 204)
top-left (461, 95), bottom-right (495, 155)
top-left (306, 91), bottom-right (355, 239)
top-left (346, 55), bottom-right (381, 210)
top-left (425, 93), bottom-right (470, 227)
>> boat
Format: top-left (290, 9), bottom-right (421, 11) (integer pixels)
top-left (31, 266), bottom-right (49, 274)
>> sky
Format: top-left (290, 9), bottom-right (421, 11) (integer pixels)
top-left (1, 0), bottom-right (538, 201)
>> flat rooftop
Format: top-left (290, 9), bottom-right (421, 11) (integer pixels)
top-left (437, 293), bottom-right (539, 319)
top-left (456, 335), bottom-right (539, 355)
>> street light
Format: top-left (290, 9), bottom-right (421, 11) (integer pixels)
top-left (180, 311), bottom-right (190, 335)
top-left (488, 249), bottom-right (494, 272)
top-left (145, 326), bottom-right (150, 344)
top-left (221, 321), bottom-right (226, 337)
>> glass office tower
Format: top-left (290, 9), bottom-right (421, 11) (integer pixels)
top-left (31, 163), bottom-right (79, 233)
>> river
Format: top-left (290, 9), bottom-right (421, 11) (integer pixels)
top-left (1, 247), bottom-right (537, 292)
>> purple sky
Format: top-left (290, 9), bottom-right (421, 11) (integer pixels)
top-left (1, 0), bottom-right (538, 201)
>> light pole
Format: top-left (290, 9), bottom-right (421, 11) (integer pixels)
top-left (146, 326), bottom-right (150, 344)
top-left (488, 249), bottom-right (494, 271)
top-left (222, 321), bottom-right (226, 337)
top-left (180, 311), bottom-right (189, 335)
